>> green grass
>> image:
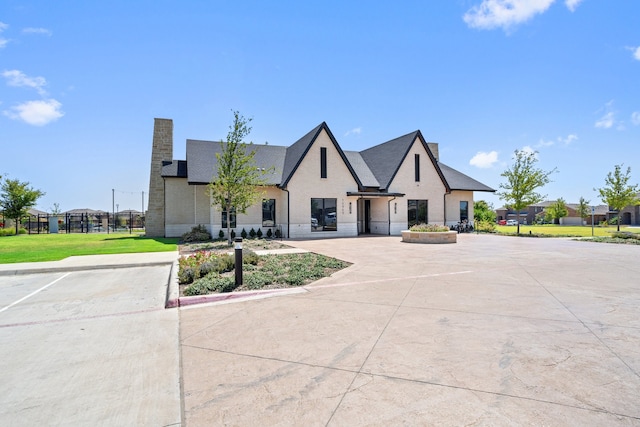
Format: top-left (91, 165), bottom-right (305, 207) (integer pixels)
top-left (495, 224), bottom-right (640, 237)
top-left (0, 233), bottom-right (178, 263)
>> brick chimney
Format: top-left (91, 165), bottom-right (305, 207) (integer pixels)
top-left (146, 118), bottom-right (173, 237)
top-left (427, 142), bottom-right (439, 161)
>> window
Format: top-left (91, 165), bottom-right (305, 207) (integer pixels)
top-left (460, 201), bottom-right (469, 221)
top-left (408, 199), bottom-right (428, 227)
top-left (311, 198), bottom-right (337, 232)
top-left (262, 199), bottom-right (276, 227)
top-left (320, 147), bottom-right (327, 178)
top-left (415, 154), bottom-right (420, 182)
top-left (222, 207), bottom-right (236, 229)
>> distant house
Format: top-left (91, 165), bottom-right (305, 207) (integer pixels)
top-left (496, 201), bottom-right (637, 226)
top-left (146, 119), bottom-right (495, 238)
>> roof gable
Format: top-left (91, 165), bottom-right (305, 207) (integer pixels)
top-left (360, 130), bottom-right (448, 191)
top-left (281, 122), bottom-right (362, 188)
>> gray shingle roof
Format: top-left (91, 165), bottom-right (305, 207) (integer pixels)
top-left (438, 163), bottom-right (495, 192)
top-left (185, 140), bottom-right (285, 185)
top-left (163, 122), bottom-right (493, 196)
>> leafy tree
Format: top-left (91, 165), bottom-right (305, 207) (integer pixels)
top-left (497, 149), bottom-right (556, 234)
top-left (577, 197), bottom-right (590, 226)
top-left (0, 177), bottom-right (45, 235)
top-left (473, 200), bottom-right (496, 232)
top-left (544, 198), bottom-right (568, 224)
top-left (595, 164), bottom-right (639, 231)
top-left (208, 111), bottom-right (271, 245)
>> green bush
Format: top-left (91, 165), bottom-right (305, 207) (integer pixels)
top-left (266, 228), bottom-right (272, 238)
top-left (256, 228), bottom-right (263, 238)
top-left (243, 271), bottom-right (273, 290)
top-left (249, 228), bottom-right (256, 238)
top-left (184, 274), bottom-right (237, 296)
top-left (241, 228), bottom-right (247, 239)
top-left (218, 229), bottom-right (224, 240)
top-left (409, 223), bottom-right (450, 232)
top-left (181, 225), bottom-right (212, 243)
top-left (0, 228), bottom-right (16, 236)
top-left (241, 249), bottom-right (259, 266)
top-left (474, 220), bottom-right (496, 233)
top-left (178, 266), bottom-right (196, 284)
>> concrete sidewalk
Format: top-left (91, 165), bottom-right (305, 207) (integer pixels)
top-left (180, 234), bottom-right (640, 425)
top-left (0, 251), bottom-right (180, 276)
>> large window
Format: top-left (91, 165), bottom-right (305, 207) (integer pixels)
top-left (222, 207), bottom-right (236, 229)
top-left (262, 199), bottom-right (276, 227)
top-left (460, 201), bottom-right (469, 221)
top-left (408, 199), bottom-right (428, 227)
top-left (311, 198), bottom-right (337, 232)
top-left (320, 147), bottom-right (327, 178)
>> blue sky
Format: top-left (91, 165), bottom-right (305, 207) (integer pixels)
top-left (2, 0), bottom-right (639, 213)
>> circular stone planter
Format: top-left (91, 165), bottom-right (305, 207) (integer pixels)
top-left (401, 230), bottom-right (457, 244)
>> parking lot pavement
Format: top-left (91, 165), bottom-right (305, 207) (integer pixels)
top-left (0, 257), bottom-right (181, 426)
top-left (180, 234), bottom-right (640, 425)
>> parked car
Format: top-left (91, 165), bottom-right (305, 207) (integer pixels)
top-left (498, 219), bottom-right (506, 225)
top-left (506, 219), bottom-right (518, 226)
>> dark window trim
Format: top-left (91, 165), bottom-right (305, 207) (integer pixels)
top-left (415, 154), bottom-right (420, 182)
top-left (320, 147), bottom-right (327, 178)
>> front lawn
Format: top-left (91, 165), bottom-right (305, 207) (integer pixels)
top-left (0, 233), bottom-right (179, 263)
top-left (495, 224), bottom-right (640, 237)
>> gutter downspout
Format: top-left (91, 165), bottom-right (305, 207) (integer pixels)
top-left (387, 196), bottom-right (396, 236)
top-left (443, 191), bottom-right (450, 227)
top-left (284, 188), bottom-right (290, 239)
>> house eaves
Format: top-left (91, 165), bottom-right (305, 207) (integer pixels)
top-left (360, 130), bottom-right (449, 192)
top-left (438, 163), bottom-right (495, 192)
top-left (280, 122), bottom-right (363, 189)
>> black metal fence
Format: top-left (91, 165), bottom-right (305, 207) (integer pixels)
top-left (19, 212), bottom-right (145, 234)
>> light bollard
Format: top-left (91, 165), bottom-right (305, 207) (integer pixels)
top-left (234, 237), bottom-right (243, 287)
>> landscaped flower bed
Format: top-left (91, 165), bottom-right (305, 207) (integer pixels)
top-left (402, 223), bottom-right (457, 244)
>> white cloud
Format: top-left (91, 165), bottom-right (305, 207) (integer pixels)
top-left (463, 0), bottom-right (555, 30)
top-left (632, 47), bottom-right (640, 61)
top-left (0, 21), bottom-right (8, 49)
top-left (2, 69), bottom-right (48, 95)
top-left (631, 112), bottom-right (640, 126)
top-left (594, 101), bottom-right (617, 129)
top-left (565, 0), bottom-right (583, 12)
top-left (559, 134), bottom-right (578, 145)
top-left (344, 127), bottom-right (362, 137)
top-left (537, 138), bottom-right (555, 147)
top-left (3, 99), bottom-right (64, 126)
top-left (469, 150), bottom-right (499, 168)
top-left (22, 27), bottom-right (52, 36)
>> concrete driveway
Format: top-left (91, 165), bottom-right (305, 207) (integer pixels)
top-left (180, 234), bottom-right (640, 426)
top-left (0, 255), bottom-right (181, 426)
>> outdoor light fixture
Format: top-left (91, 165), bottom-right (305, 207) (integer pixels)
top-left (235, 237), bottom-right (243, 286)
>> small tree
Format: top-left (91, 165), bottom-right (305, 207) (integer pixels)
top-left (473, 200), bottom-right (496, 232)
top-left (497, 150), bottom-right (556, 234)
top-left (595, 164), bottom-right (639, 231)
top-left (0, 178), bottom-right (45, 235)
top-left (544, 198), bottom-right (568, 224)
top-left (208, 111), bottom-right (271, 245)
top-left (577, 197), bottom-right (590, 226)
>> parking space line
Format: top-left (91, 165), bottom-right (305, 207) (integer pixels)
top-left (0, 272), bottom-right (71, 314)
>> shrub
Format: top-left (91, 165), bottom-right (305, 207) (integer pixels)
top-left (612, 231), bottom-right (640, 241)
top-left (249, 228), bottom-right (256, 238)
top-left (266, 228), bottom-right (273, 238)
top-left (241, 228), bottom-right (247, 239)
top-left (274, 228), bottom-right (282, 238)
top-left (218, 229), bottom-right (224, 240)
top-left (181, 225), bottom-right (212, 243)
top-left (241, 249), bottom-right (260, 266)
top-left (184, 275), bottom-right (237, 296)
top-left (243, 271), bottom-right (273, 290)
top-left (178, 266), bottom-right (196, 284)
top-left (256, 228), bottom-right (263, 238)
top-left (409, 223), bottom-right (450, 232)
top-left (231, 229), bottom-right (236, 239)
top-left (474, 220), bottom-right (496, 233)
